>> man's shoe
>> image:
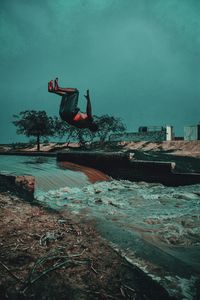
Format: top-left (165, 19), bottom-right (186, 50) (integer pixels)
top-left (48, 80), bottom-right (54, 92)
top-left (54, 77), bottom-right (59, 90)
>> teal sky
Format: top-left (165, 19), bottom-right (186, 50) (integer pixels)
top-left (0, 0), bottom-right (199, 143)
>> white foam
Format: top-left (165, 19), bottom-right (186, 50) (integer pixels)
top-left (34, 179), bottom-right (200, 298)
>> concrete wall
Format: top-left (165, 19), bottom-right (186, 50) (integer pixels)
top-left (57, 151), bottom-right (200, 186)
top-left (109, 131), bottom-right (166, 142)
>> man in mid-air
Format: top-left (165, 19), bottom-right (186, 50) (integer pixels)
top-left (48, 78), bottom-right (98, 132)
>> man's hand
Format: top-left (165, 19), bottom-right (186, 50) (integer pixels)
top-left (84, 89), bottom-right (90, 100)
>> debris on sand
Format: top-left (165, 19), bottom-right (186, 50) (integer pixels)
top-left (0, 192), bottom-right (173, 300)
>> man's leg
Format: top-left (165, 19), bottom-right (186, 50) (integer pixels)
top-left (48, 81), bottom-right (66, 96)
top-left (55, 87), bottom-right (77, 93)
top-left (48, 79), bottom-right (75, 96)
top-left (59, 91), bottom-right (80, 121)
top-left (54, 78), bottom-right (77, 93)
top-left (52, 90), bottom-right (66, 96)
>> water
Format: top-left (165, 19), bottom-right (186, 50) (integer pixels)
top-left (0, 155), bottom-right (100, 191)
top-left (1, 155), bottom-right (200, 299)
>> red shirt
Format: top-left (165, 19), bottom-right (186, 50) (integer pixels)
top-left (73, 112), bottom-right (88, 122)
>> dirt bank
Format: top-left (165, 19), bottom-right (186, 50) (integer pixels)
top-left (1, 141), bottom-right (199, 158)
top-left (0, 192), bottom-right (174, 300)
top-left (120, 141), bottom-right (200, 158)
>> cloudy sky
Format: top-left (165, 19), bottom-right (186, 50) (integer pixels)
top-left (0, 0), bottom-right (199, 143)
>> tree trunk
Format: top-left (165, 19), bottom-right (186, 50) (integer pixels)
top-left (66, 131), bottom-right (73, 147)
top-left (37, 135), bottom-right (40, 151)
top-left (77, 131), bottom-right (85, 147)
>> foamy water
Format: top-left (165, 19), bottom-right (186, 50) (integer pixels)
top-left (1, 155), bottom-right (200, 299)
top-left (36, 179), bottom-right (200, 299)
top-left (36, 180), bottom-right (200, 248)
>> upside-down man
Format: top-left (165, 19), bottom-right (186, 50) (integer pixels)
top-left (48, 78), bottom-right (99, 132)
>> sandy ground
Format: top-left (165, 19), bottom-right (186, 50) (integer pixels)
top-left (119, 141), bottom-right (200, 158)
top-left (0, 142), bottom-right (79, 153)
top-left (1, 141), bottom-right (199, 158)
top-left (0, 192), bottom-right (131, 299)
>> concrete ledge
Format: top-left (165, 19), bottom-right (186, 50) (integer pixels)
top-left (0, 151), bottom-right (56, 157)
top-left (57, 151), bottom-right (200, 186)
top-left (0, 173), bottom-right (35, 201)
top-left (58, 151), bottom-right (129, 165)
top-left (130, 159), bottom-right (176, 172)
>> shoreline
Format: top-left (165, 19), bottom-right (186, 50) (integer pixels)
top-left (0, 191), bottom-right (174, 300)
top-left (0, 140), bottom-right (200, 158)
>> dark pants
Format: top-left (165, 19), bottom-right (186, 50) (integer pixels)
top-left (59, 90), bottom-right (80, 120)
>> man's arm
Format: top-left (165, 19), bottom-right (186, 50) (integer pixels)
top-left (84, 89), bottom-right (92, 119)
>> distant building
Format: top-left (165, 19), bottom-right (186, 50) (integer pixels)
top-left (166, 126), bottom-right (174, 141)
top-left (138, 126), bottom-right (165, 133)
top-left (184, 125), bottom-right (200, 140)
top-left (109, 125), bottom-right (174, 142)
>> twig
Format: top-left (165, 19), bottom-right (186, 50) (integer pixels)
top-left (91, 265), bottom-right (98, 274)
top-left (120, 286), bottom-right (126, 297)
top-left (12, 243), bottom-right (20, 251)
top-left (21, 247), bottom-right (30, 251)
top-left (123, 284), bottom-right (136, 293)
top-left (30, 259), bottom-right (73, 284)
top-left (22, 249), bottom-right (88, 293)
top-left (90, 261), bottom-right (98, 274)
top-left (30, 241), bottom-right (37, 250)
top-left (0, 261), bottom-right (23, 283)
top-left (68, 248), bottom-right (86, 257)
top-left (22, 259), bottom-right (89, 294)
